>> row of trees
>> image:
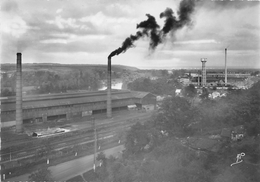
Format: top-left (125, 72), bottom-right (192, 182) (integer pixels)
top-left (127, 69), bottom-right (191, 96)
top-left (32, 70), bottom-right (102, 94)
top-left (127, 77), bottom-right (182, 95)
top-left (1, 68), bottom-right (123, 96)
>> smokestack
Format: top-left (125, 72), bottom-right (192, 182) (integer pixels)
top-left (16, 53), bottom-right (23, 132)
top-left (107, 58), bottom-right (112, 118)
top-left (197, 70), bottom-right (200, 86)
top-left (225, 48), bottom-right (227, 86)
top-left (201, 58), bottom-right (207, 87)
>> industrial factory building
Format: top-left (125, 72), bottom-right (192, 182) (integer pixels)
top-left (1, 90), bottom-right (157, 127)
top-left (2, 53), bottom-right (157, 131)
top-left (188, 54), bottom-right (250, 87)
top-left (191, 72), bottom-right (250, 86)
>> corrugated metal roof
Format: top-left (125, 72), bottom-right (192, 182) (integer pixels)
top-left (1, 90), bottom-right (155, 111)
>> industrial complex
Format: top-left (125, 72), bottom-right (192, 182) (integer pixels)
top-left (1, 90), bottom-right (156, 127)
top-left (0, 49), bottom-right (256, 130)
top-left (179, 49), bottom-right (253, 88)
top-left (1, 53), bottom-right (156, 131)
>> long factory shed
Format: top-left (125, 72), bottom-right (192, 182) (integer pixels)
top-left (1, 90), bottom-right (156, 127)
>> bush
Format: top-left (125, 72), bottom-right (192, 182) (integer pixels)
top-left (83, 169), bottom-right (98, 181)
top-left (66, 175), bottom-right (85, 182)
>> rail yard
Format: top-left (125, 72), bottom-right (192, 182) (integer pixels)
top-left (1, 110), bottom-right (153, 179)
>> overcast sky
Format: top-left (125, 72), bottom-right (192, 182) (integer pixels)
top-left (1, 0), bottom-right (260, 69)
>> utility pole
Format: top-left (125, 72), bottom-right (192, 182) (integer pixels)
top-left (225, 48), bottom-right (227, 86)
top-left (9, 147), bottom-right (12, 161)
top-left (92, 117), bottom-right (97, 172)
top-left (197, 70), bottom-right (200, 87)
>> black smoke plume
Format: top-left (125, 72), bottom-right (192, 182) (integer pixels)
top-left (177, 0), bottom-right (195, 27)
top-left (160, 8), bottom-right (178, 35)
top-left (108, 14), bottom-right (160, 58)
top-left (160, 0), bottom-right (195, 37)
top-left (108, 0), bottom-right (196, 58)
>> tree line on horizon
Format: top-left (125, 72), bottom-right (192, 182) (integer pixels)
top-left (1, 68), bottom-right (122, 96)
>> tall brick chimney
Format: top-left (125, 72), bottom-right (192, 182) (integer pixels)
top-left (16, 53), bottom-right (23, 132)
top-left (107, 58), bottom-right (112, 118)
top-left (225, 48), bottom-right (227, 86)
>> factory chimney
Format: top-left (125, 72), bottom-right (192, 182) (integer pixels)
top-left (107, 58), bottom-right (112, 118)
top-left (225, 48), bottom-right (227, 86)
top-left (201, 58), bottom-right (207, 87)
top-left (197, 70), bottom-right (200, 86)
top-left (16, 53), bottom-right (23, 133)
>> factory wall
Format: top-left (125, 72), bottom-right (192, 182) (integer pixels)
top-left (133, 93), bottom-right (157, 111)
top-left (1, 97), bottom-right (135, 125)
top-left (1, 90), bottom-right (156, 128)
top-left (141, 93), bottom-right (157, 105)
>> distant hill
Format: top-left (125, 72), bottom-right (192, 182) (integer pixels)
top-left (113, 65), bottom-right (139, 71)
top-left (0, 63), bottom-right (139, 73)
top-left (1, 63), bottom-right (141, 96)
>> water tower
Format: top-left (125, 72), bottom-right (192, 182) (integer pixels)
top-left (201, 58), bottom-right (207, 87)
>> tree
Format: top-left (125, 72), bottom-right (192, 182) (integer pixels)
top-left (245, 118), bottom-right (260, 137)
top-left (125, 122), bottom-right (151, 155)
top-left (200, 87), bottom-right (209, 100)
top-left (155, 96), bottom-right (194, 136)
top-left (95, 81), bottom-right (260, 182)
top-left (128, 77), bottom-right (180, 95)
top-left (161, 70), bottom-right (169, 77)
top-left (220, 81), bottom-right (260, 127)
top-left (95, 152), bottom-right (109, 181)
top-left (1, 88), bottom-right (13, 96)
top-left (28, 167), bottom-right (53, 182)
top-left (183, 84), bottom-right (196, 98)
top-left (170, 69), bottom-right (186, 79)
top-left (106, 158), bottom-right (137, 182)
top-left (250, 70), bottom-right (259, 76)
top-left (127, 78), bottom-right (152, 93)
top-left (182, 84), bottom-right (197, 105)
top-left (36, 139), bottom-right (54, 161)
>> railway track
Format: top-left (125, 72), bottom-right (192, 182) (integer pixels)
top-left (1, 112), bottom-right (144, 148)
top-left (1, 111), bottom-right (150, 151)
top-left (0, 116), bottom-right (143, 163)
top-left (0, 130), bottom-right (118, 165)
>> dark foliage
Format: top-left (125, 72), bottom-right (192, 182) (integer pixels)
top-left (96, 81), bottom-right (260, 182)
top-left (28, 167), bottom-right (53, 182)
top-left (66, 175), bottom-right (85, 182)
top-left (127, 76), bottom-right (182, 95)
